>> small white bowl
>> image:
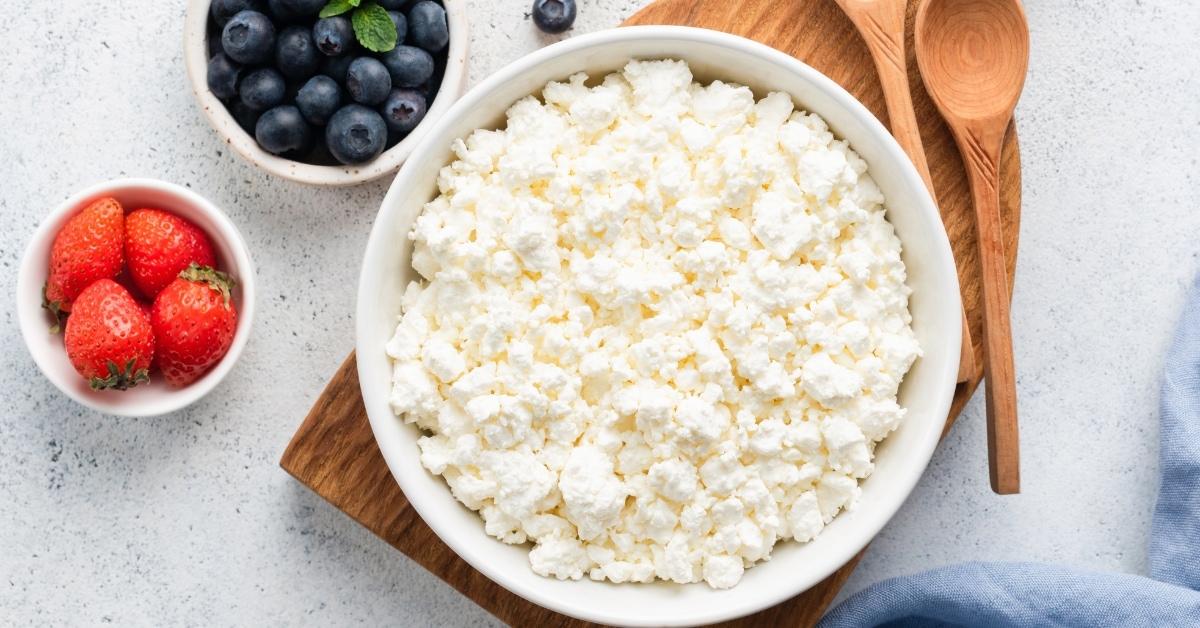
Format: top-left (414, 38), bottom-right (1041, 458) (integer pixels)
top-left (182, 0), bottom-right (470, 187)
top-left (357, 26), bottom-right (961, 626)
top-left (18, 178), bottom-right (257, 418)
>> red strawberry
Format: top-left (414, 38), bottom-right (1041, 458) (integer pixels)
top-left (63, 279), bottom-right (154, 391)
top-left (151, 263), bottom-right (238, 388)
top-left (134, 300), bottom-right (158, 372)
top-left (125, 208), bottom-right (216, 299)
top-left (44, 197), bottom-right (125, 331)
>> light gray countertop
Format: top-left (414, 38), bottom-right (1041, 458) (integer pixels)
top-left (2, 0), bottom-right (1194, 624)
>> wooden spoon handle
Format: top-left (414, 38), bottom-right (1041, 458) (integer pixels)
top-left (963, 145), bottom-right (1020, 495)
top-left (869, 49), bottom-right (976, 384)
top-left (873, 57), bottom-right (934, 191)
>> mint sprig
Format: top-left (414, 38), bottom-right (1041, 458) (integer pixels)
top-left (320, 0), bottom-right (397, 53)
top-left (352, 3), bottom-right (398, 52)
top-left (319, 0), bottom-right (359, 18)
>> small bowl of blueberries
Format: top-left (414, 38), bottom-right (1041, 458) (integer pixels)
top-left (184, 0), bottom-right (469, 186)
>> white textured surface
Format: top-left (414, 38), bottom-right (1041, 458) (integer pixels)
top-left (0, 0), bottom-right (1195, 624)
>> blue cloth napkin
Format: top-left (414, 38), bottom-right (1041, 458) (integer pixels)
top-left (817, 270), bottom-right (1200, 628)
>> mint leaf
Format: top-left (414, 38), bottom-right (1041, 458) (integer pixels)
top-left (352, 3), bottom-right (398, 53)
top-left (319, 0), bottom-right (359, 18)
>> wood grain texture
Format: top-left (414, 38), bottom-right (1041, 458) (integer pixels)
top-left (280, 0), bottom-right (1023, 625)
top-left (915, 0), bottom-right (1029, 494)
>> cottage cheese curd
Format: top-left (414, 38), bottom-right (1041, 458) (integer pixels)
top-left (386, 59), bottom-right (920, 589)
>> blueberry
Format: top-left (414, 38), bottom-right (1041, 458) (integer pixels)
top-left (380, 45), bottom-right (434, 87)
top-left (375, 0), bottom-right (410, 10)
top-left (230, 99), bottom-right (262, 135)
top-left (222, 10), bottom-right (276, 65)
top-left (296, 75), bottom-right (342, 125)
top-left (326, 104), bottom-right (388, 164)
top-left (211, 0), bottom-right (260, 26)
top-left (206, 52), bottom-right (243, 100)
top-left (379, 88), bottom-right (426, 134)
top-left (387, 10), bottom-right (408, 45)
top-left (256, 105), bottom-right (312, 154)
top-left (346, 57), bottom-right (392, 106)
top-left (270, 0), bottom-right (324, 18)
top-left (532, 0), bottom-right (576, 34)
top-left (265, 0), bottom-right (325, 23)
top-left (408, 1), bottom-right (448, 52)
top-left (275, 25), bottom-right (320, 80)
top-left (239, 67), bottom-right (287, 111)
top-left (320, 54), bottom-right (356, 84)
top-left (264, 0), bottom-right (300, 22)
top-left (313, 16), bottom-right (355, 57)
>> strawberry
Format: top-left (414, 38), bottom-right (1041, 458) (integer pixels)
top-left (134, 299), bottom-right (158, 372)
top-left (125, 208), bottom-right (216, 299)
top-left (63, 279), bottom-right (154, 391)
top-left (151, 263), bottom-right (238, 388)
top-left (44, 197), bottom-right (125, 332)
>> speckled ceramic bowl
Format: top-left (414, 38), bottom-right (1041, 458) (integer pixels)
top-left (182, 0), bottom-right (469, 186)
top-left (18, 178), bottom-right (257, 417)
top-left (357, 26), bottom-right (960, 626)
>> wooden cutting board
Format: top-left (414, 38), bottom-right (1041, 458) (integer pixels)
top-left (279, 0), bottom-right (1022, 625)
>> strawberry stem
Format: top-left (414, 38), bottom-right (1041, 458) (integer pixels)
top-left (90, 358), bottom-right (151, 391)
top-left (179, 263), bottom-right (237, 308)
top-left (41, 283), bottom-right (68, 334)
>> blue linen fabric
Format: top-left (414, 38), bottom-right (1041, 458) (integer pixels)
top-left (818, 271), bottom-right (1200, 628)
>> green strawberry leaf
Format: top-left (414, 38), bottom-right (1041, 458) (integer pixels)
top-left (180, 263), bottom-right (237, 309)
top-left (90, 358), bottom-right (150, 391)
top-left (352, 3), bottom-right (398, 53)
top-left (319, 0), bottom-right (360, 18)
top-left (41, 283), bottom-right (67, 335)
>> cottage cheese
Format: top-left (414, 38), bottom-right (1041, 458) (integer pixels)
top-left (386, 59), bottom-right (920, 589)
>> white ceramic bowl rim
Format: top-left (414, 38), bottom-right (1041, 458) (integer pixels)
top-left (17, 178), bottom-right (257, 417)
top-left (357, 25), bottom-right (960, 626)
top-left (182, 0), bottom-right (470, 187)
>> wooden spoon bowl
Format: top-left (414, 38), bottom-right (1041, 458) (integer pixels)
top-left (917, 0), bottom-right (1029, 123)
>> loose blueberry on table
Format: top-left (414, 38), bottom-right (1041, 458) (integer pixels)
top-left (531, 0), bottom-right (576, 34)
top-left (205, 0), bottom-right (450, 166)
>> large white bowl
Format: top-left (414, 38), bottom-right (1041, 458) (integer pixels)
top-left (357, 26), bottom-right (960, 627)
top-left (18, 178), bottom-right (257, 418)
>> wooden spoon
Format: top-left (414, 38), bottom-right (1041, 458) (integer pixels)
top-left (915, 0), bottom-right (1028, 494)
top-left (832, 0), bottom-right (976, 385)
